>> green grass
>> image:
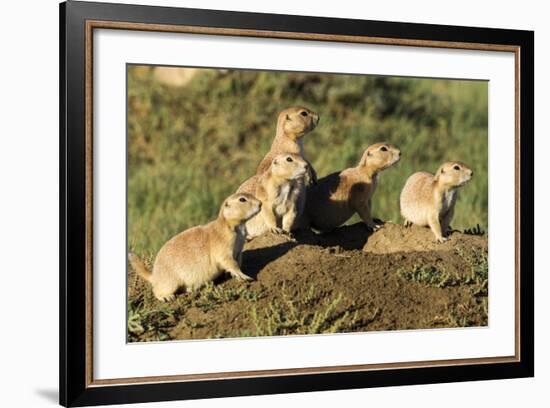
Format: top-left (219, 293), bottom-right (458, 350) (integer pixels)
top-left (397, 246), bottom-right (488, 295)
top-left (127, 66), bottom-right (488, 257)
top-left (249, 283), bottom-right (371, 336)
top-left (397, 247), bottom-right (489, 328)
top-left (397, 264), bottom-right (460, 288)
top-left (127, 279), bottom-right (370, 340)
top-left (455, 246), bottom-right (489, 297)
top-left (127, 300), bottom-right (176, 342)
top-left (192, 282), bottom-right (265, 312)
top-left (127, 281), bottom-right (266, 341)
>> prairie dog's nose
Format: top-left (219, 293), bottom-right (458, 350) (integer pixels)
top-left (313, 113), bottom-right (320, 124)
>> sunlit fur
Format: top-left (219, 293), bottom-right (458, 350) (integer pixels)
top-left (255, 106), bottom-right (319, 185)
top-left (128, 193), bottom-right (261, 301)
top-left (306, 142), bottom-right (401, 232)
top-left (400, 161), bottom-right (473, 243)
top-left (238, 153), bottom-right (308, 238)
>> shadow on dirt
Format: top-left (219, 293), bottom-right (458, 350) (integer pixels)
top-left (242, 241), bottom-right (297, 279)
top-left (241, 223), bottom-right (374, 279)
top-left (309, 223), bottom-right (373, 250)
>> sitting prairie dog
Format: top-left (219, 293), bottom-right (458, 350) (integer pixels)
top-left (128, 193), bottom-right (261, 301)
top-left (237, 153), bottom-right (308, 238)
top-left (256, 106), bottom-right (319, 184)
top-left (400, 161), bottom-right (473, 243)
top-left (306, 143), bottom-right (401, 232)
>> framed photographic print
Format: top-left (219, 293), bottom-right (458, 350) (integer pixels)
top-left (60, 0), bottom-right (534, 406)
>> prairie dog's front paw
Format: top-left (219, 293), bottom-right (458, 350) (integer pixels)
top-left (282, 231), bottom-right (297, 242)
top-left (234, 272), bottom-right (253, 281)
top-left (434, 236), bottom-right (449, 244)
top-left (365, 222), bottom-right (382, 232)
top-left (159, 294), bottom-right (176, 302)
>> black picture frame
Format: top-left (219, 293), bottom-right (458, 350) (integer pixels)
top-left (60, 1), bottom-right (534, 406)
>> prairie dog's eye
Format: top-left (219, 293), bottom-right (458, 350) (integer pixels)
top-left (380, 146), bottom-right (388, 152)
top-left (286, 156), bottom-right (293, 162)
top-left (239, 197), bottom-right (247, 203)
top-left (300, 111), bottom-right (308, 117)
top-left (453, 165), bottom-right (460, 171)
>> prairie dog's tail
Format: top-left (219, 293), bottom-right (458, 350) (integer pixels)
top-left (128, 253), bottom-right (152, 282)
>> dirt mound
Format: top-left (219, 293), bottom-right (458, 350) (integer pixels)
top-left (127, 223), bottom-right (488, 342)
top-left (363, 222), bottom-right (487, 254)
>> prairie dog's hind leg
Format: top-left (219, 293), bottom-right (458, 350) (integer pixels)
top-left (152, 280), bottom-right (179, 302)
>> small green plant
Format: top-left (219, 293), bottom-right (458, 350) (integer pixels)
top-left (455, 246), bottom-right (489, 296)
top-left (127, 302), bottom-right (145, 336)
top-left (193, 282), bottom-right (264, 311)
top-left (398, 247), bottom-right (488, 295)
top-left (444, 301), bottom-right (488, 328)
top-left (127, 300), bottom-right (176, 342)
top-left (397, 264), bottom-right (459, 288)
top-left (249, 283), bottom-right (366, 336)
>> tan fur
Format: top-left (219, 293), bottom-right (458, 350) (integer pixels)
top-left (238, 153), bottom-right (308, 238)
top-left (400, 161), bottom-right (473, 243)
top-left (236, 174), bottom-right (260, 195)
top-left (305, 143), bottom-right (401, 232)
top-left (256, 106), bottom-right (319, 183)
top-left (128, 193), bottom-right (261, 301)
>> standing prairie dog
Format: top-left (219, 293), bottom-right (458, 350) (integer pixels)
top-left (400, 161), bottom-right (473, 243)
top-left (252, 107), bottom-right (319, 229)
top-left (237, 153), bottom-right (308, 238)
top-left (128, 193), bottom-right (261, 301)
top-left (306, 143), bottom-right (401, 232)
top-left (256, 106), bottom-right (319, 183)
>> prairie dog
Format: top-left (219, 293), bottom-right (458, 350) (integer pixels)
top-left (128, 193), bottom-right (261, 301)
top-left (238, 153), bottom-right (308, 238)
top-left (400, 161), bottom-right (473, 243)
top-left (306, 143), bottom-right (401, 232)
top-left (256, 106), bottom-right (319, 183)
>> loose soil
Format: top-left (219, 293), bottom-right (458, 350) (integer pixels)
top-left (127, 223), bottom-right (488, 342)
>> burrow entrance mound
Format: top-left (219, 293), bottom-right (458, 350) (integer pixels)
top-left (128, 223), bottom-right (488, 341)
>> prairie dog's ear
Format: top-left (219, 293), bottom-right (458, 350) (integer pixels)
top-left (286, 114), bottom-right (291, 121)
top-left (225, 201), bottom-right (230, 207)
